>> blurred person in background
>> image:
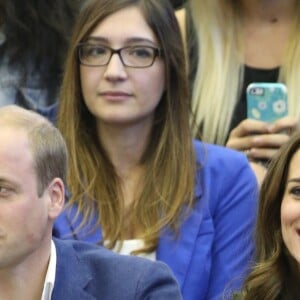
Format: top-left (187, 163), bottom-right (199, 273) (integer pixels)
top-left (0, 0), bottom-right (81, 122)
top-left (176, 0), bottom-right (299, 184)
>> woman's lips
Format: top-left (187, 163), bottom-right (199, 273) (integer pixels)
top-left (99, 91), bottom-right (132, 102)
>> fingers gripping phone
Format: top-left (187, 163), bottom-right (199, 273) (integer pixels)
top-left (246, 82), bottom-right (288, 123)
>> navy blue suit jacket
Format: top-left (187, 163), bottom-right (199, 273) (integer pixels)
top-left (52, 238), bottom-right (182, 299)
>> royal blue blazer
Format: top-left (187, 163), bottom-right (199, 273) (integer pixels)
top-left (54, 141), bottom-right (258, 299)
top-left (52, 238), bottom-right (182, 299)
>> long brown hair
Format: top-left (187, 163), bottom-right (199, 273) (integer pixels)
top-left (58, 0), bottom-right (196, 253)
top-left (241, 132), bottom-right (300, 299)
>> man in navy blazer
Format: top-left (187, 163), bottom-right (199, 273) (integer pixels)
top-left (0, 105), bottom-right (181, 300)
top-left (52, 238), bottom-right (180, 299)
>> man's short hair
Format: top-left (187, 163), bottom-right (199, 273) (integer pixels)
top-left (0, 105), bottom-right (68, 196)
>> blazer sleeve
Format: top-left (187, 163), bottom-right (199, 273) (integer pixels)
top-left (135, 260), bottom-right (183, 300)
top-left (204, 146), bottom-right (258, 299)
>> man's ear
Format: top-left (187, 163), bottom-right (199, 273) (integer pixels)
top-left (47, 178), bottom-right (65, 220)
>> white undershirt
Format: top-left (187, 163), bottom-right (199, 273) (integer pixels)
top-left (110, 239), bottom-right (156, 261)
top-left (41, 240), bottom-right (56, 300)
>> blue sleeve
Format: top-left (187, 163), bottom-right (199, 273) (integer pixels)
top-left (53, 204), bottom-right (102, 243)
top-left (205, 147), bottom-right (258, 299)
top-left (52, 209), bottom-right (74, 239)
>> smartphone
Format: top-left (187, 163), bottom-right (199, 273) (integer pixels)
top-left (246, 82), bottom-right (288, 123)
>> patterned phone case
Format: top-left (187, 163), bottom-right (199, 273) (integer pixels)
top-left (246, 82), bottom-right (288, 123)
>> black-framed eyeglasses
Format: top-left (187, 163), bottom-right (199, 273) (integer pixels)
top-left (77, 44), bottom-right (162, 68)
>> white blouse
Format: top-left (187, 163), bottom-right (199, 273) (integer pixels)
top-left (109, 239), bottom-right (156, 261)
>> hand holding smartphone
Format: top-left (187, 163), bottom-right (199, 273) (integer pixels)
top-left (246, 82), bottom-right (288, 123)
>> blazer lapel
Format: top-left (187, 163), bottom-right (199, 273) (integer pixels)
top-left (157, 180), bottom-right (203, 289)
top-left (52, 239), bottom-right (97, 300)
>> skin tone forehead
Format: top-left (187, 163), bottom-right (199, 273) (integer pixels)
top-left (0, 106), bottom-right (47, 124)
top-left (286, 149), bottom-right (300, 181)
top-left (0, 127), bottom-right (35, 189)
top-left (88, 6), bottom-right (159, 46)
top-left (281, 148), bottom-right (300, 267)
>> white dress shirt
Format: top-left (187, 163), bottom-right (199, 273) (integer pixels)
top-left (41, 240), bottom-right (57, 300)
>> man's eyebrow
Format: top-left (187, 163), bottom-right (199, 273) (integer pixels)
top-left (0, 177), bottom-right (19, 186)
top-left (0, 177), bottom-right (10, 183)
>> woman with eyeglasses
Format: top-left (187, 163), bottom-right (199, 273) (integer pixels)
top-left (53, 0), bottom-right (258, 299)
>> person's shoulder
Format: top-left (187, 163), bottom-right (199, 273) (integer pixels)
top-left (53, 238), bottom-right (182, 299)
top-left (193, 139), bottom-right (249, 167)
top-left (54, 237), bottom-right (127, 265)
top-left (54, 237), bottom-right (173, 277)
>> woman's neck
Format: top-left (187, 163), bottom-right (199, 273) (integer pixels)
top-left (96, 121), bottom-right (152, 179)
top-left (96, 120), bottom-right (153, 212)
top-left (241, 0), bottom-right (296, 68)
top-left (240, 0), bottom-right (296, 24)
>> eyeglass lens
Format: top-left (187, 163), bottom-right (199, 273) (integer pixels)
top-left (79, 45), bottom-right (159, 68)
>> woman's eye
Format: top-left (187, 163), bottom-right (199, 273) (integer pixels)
top-left (130, 47), bottom-right (152, 58)
top-left (85, 46), bottom-right (107, 57)
top-left (290, 186), bottom-right (300, 197)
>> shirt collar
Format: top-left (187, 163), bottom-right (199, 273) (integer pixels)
top-left (41, 240), bottom-right (57, 300)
